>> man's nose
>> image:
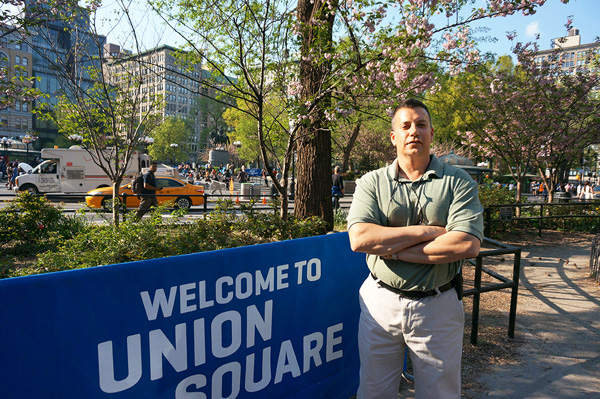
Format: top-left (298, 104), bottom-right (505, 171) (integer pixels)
top-left (407, 124), bottom-right (419, 136)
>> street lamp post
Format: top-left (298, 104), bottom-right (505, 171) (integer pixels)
top-left (68, 134), bottom-right (84, 146)
top-left (233, 141), bottom-right (241, 171)
top-left (20, 133), bottom-right (37, 164)
top-left (170, 143), bottom-right (179, 166)
top-left (142, 136), bottom-right (154, 153)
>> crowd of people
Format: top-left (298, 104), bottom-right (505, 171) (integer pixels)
top-left (530, 180), bottom-right (599, 200)
top-left (555, 180), bottom-right (598, 199)
top-left (174, 161), bottom-right (283, 187)
top-left (481, 179), bottom-right (598, 201)
top-left (0, 158), bottom-right (41, 190)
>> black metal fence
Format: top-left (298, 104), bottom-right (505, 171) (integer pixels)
top-left (464, 237), bottom-right (521, 345)
top-left (484, 200), bottom-right (600, 239)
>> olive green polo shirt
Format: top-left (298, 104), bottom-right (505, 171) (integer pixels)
top-left (347, 155), bottom-right (484, 291)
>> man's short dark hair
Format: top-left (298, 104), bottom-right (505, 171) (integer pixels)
top-left (151, 161), bottom-right (158, 166)
top-left (392, 98), bottom-right (432, 129)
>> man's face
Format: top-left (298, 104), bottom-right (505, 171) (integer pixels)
top-left (390, 107), bottom-right (434, 158)
top-left (150, 164), bottom-right (158, 172)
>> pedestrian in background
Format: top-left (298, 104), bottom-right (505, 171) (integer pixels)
top-left (8, 161), bottom-right (18, 190)
top-left (0, 158), bottom-right (6, 181)
top-left (237, 165), bottom-right (248, 183)
top-left (332, 165), bottom-right (344, 210)
top-left (135, 162), bottom-right (162, 219)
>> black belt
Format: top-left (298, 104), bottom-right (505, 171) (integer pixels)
top-left (371, 273), bottom-right (456, 299)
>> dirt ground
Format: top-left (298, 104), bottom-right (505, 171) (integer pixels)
top-left (398, 230), bottom-right (600, 398)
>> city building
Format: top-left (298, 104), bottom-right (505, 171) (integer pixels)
top-left (1, 6), bottom-right (107, 160)
top-left (0, 27), bottom-right (36, 161)
top-left (534, 28), bottom-right (600, 74)
top-left (30, 11), bottom-right (106, 150)
top-left (103, 44), bottom-right (231, 163)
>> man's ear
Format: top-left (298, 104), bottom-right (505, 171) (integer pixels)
top-left (390, 130), bottom-right (396, 145)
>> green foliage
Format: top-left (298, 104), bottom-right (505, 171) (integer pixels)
top-left (478, 184), bottom-right (518, 208)
top-left (148, 117), bottom-right (193, 164)
top-left (333, 209), bottom-right (349, 232)
top-left (223, 98), bottom-right (290, 167)
top-left (8, 200), bottom-right (327, 278)
top-left (0, 193), bottom-right (90, 260)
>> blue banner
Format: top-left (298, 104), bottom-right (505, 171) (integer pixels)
top-left (246, 168), bottom-right (262, 177)
top-left (0, 233), bottom-right (367, 398)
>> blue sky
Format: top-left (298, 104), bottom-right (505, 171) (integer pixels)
top-left (469, 0), bottom-right (598, 57)
top-left (96, 0), bottom-right (598, 57)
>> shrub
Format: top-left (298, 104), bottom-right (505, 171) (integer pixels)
top-left (478, 184), bottom-right (518, 208)
top-left (26, 200), bottom-right (327, 277)
top-left (333, 208), bottom-right (348, 231)
top-left (0, 192), bottom-right (89, 254)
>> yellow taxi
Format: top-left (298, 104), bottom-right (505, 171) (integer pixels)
top-left (85, 177), bottom-right (205, 209)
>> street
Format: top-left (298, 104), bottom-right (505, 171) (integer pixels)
top-left (0, 180), bottom-right (353, 222)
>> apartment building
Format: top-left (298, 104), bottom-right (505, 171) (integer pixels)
top-left (104, 44), bottom-right (224, 163)
top-left (534, 28), bottom-right (600, 74)
top-left (0, 28), bottom-right (34, 146)
top-left (30, 13), bottom-right (106, 150)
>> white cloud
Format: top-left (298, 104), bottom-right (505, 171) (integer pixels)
top-left (526, 21), bottom-right (541, 37)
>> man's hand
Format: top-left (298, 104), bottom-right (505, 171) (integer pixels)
top-left (348, 222), bottom-right (446, 257)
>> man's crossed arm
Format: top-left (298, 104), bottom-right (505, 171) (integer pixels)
top-left (348, 223), bottom-right (480, 264)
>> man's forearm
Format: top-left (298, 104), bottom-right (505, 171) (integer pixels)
top-left (348, 222), bottom-right (446, 256)
top-left (392, 231), bottom-right (480, 264)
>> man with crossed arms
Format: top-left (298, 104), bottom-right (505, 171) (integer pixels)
top-left (347, 98), bottom-right (484, 398)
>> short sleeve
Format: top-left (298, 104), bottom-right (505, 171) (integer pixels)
top-left (446, 170), bottom-right (484, 241)
top-left (346, 173), bottom-right (385, 230)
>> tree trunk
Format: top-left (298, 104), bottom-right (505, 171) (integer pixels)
top-left (112, 180), bottom-right (121, 226)
top-left (296, 0), bottom-right (336, 230)
top-left (341, 120), bottom-right (361, 173)
top-left (295, 127), bottom-right (332, 229)
top-left (515, 180), bottom-right (522, 218)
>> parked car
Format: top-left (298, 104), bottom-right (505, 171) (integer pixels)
top-left (593, 184), bottom-right (600, 199)
top-left (85, 177), bottom-right (205, 209)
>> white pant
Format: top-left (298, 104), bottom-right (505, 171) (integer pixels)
top-left (356, 275), bottom-right (464, 399)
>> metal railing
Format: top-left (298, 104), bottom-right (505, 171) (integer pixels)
top-left (464, 237), bottom-right (521, 345)
top-left (484, 200), bottom-right (600, 238)
top-left (104, 191), bottom-right (290, 214)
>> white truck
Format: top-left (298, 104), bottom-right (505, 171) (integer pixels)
top-left (15, 147), bottom-right (151, 194)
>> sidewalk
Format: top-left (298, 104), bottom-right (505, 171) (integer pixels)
top-left (475, 232), bottom-right (600, 398)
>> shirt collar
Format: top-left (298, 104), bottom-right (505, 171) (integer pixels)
top-left (387, 154), bottom-right (442, 183)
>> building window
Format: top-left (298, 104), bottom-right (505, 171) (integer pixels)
top-left (22, 57), bottom-right (27, 66)
top-left (15, 55), bottom-right (20, 64)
